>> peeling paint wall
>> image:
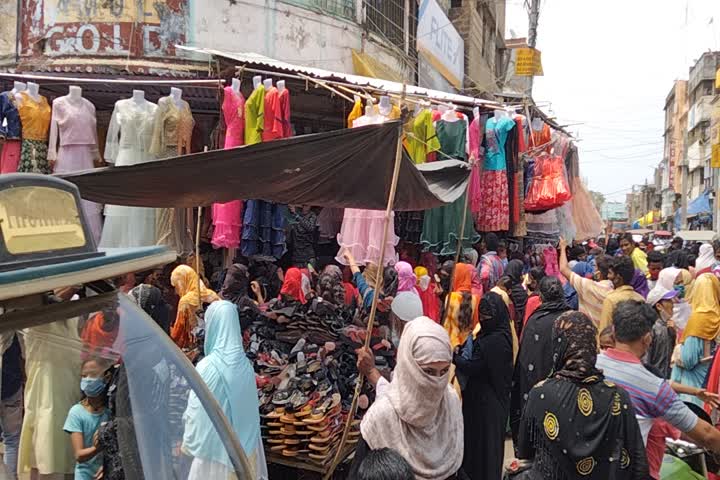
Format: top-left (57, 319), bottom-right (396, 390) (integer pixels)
top-left (19, 0), bottom-right (188, 58)
top-left (189, 0), bottom-right (411, 80)
top-left (0, 0), bottom-right (18, 62)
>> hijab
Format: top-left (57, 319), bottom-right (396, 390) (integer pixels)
top-left (171, 265), bottom-right (219, 309)
top-left (183, 301), bottom-right (261, 466)
top-left (415, 266), bottom-right (431, 292)
top-left (395, 261), bottom-right (417, 293)
top-left (384, 266), bottom-right (399, 297)
top-left (130, 284), bottom-right (170, 334)
top-left (317, 272), bottom-right (346, 306)
top-left (630, 269), bottom-right (649, 299)
top-left (505, 259), bottom-right (529, 321)
top-left (452, 263), bottom-right (474, 293)
top-left (681, 273), bottom-right (720, 342)
top-left (360, 317), bottom-right (463, 480)
top-left (478, 292), bottom-right (511, 340)
top-left (551, 311), bottom-right (603, 382)
top-left (657, 267), bottom-right (682, 291)
top-left (279, 267), bottom-right (307, 304)
top-left (696, 243), bottom-right (715, 273)
top-left (220, 264), bottom-right (251, 304)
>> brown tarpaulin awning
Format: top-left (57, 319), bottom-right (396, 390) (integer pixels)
top-left (60, 122), bottom-right (470, 211)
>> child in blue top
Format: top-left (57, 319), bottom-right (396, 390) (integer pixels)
top-left (63, 358), bottom-right (111, 480)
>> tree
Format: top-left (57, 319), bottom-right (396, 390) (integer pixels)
top-left (589, 191), bottom-right (605, 213)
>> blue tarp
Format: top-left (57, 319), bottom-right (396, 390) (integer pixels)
top-left (674, 191), bottom-right (712, 230)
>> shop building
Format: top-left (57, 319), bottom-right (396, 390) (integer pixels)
top-left (661, 80), bottom-right (687, 222)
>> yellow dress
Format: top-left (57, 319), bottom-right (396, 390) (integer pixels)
top-left (244, 85), bottom-right (265, 145)
top-left (406, 110), bottom-right (441, 164)
top-left (18, 319), bottom-right (82, 476)
top-left (347, 100), bottom-right (363, 128)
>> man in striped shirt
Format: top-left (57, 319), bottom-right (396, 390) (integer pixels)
top-left (597, 300), bottom-right (720, 479)
top-left (559, 236), bottom-right (613, 326)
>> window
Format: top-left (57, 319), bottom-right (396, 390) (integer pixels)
top-left (364, 0), bottom-right (406, 46)
top-left (281, 0), bottom-right (356, 21)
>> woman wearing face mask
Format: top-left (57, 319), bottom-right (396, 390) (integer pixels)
top-left (63, 357), bottom-right (112, 480)
top-left (657, 267), bottom-right (693, 332)
top-left (645, 287), bottom-right (679, 379)
top-left (671, 273), bottom-right (720, 407)
top-left (350, 317), bottom-right (463, 480)
top-left (415, 266), bottom-right (440, 322)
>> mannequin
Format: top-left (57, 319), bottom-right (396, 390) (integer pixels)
top-left (531, 117), bottom-right (544, 130)
top-left (170, 87), bottom-right (183, 107)
top-left (366, 105), bottom-right (376, 117)
top-left (378, 96), bottom-right (391, 116)
top-left (26, 82), bottom-right (40, 101)
top-left (68, 85), bottom-right (82, 101)
top-left (442, 105), bottom-right (459, 122)
top-left (101, 90), bottom-right (158, 248)
top-left (438, 104), bottom-right (449, 114)
top-left (252, 75), bottom-right (262, 89)
top-left (132, 89), bottom-right (145, 104)
top-left (473, 106), bottom-right (480, 119)
top-left (277, 80), bottom-right (286, 92)
top-left (263, 78), bottom-right (273, 90)
top-left (231, 77), bottom-right (241, 93)
top-left (494, 109), bottom-right (509, 120)
top-left (353, 94), bottom-right (361, 103)
top-left (11, 81), bottom-right (26, 95)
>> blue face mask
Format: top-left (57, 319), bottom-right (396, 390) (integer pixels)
top-left (80, 377), bottom-right (106, 397)
top-left (674, 284), bottom-right (686, 299)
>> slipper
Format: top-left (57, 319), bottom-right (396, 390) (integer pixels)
top-left (295, 430), bottom-right (314, 436)
top-left (309, 443), bottom-right (330, 452)
top-left (266, 422), bottom-right (283, 428)
top-left (302, 415), bottom-right (327, 425)
top-left (266, 408), bottom-right (285, 419)
top-left (270, 445), bottom-right (286, 452)
top-left (269, 429), bottom-right (283, 435)
top-left (267, 438), bottom-right (285, 444)
top-left (280, 427), bottom-right (296, 436)
top-left (307, 423), bottom-right (330, 432)
top-left (279, 414), bottom-right (297, 424)
top-left (284, 438), bottom-right (301, 445)
top-left (282, 449), bottom-right (299, 457)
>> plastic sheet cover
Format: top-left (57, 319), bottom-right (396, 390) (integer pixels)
top-left (60, 122), bottom-right (471, 212)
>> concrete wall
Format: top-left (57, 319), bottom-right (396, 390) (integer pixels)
top-left (0, 0), bottom-right (17, 63)
top-left (188, 0), bottom-right (412, 80)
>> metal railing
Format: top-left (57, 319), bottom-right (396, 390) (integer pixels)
top-left (364, 0), bottom-right (406, 46)
top-left (280, 0), bottom-right (356, 21)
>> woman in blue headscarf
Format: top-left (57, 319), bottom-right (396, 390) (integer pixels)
top-left (563, 261), bottom-right (593, 310)
top-left (183, 300), bottom-right (267, 480)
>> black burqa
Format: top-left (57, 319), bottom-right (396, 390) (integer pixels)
top-left (517, 312), bottom-right (648, 480)
top-left (510, 277), bottom-right (569, 444)
top-left (453, 292), bottom-right (513, 480)
top-left (505, 259), bottom-right (528, 335)
top-left (221, 264), bottom-right (261, 330)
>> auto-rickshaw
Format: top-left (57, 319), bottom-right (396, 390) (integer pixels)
top-left (0, 174), bottom-right (252, 479)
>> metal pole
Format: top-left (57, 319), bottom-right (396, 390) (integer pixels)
top-left (681, 126), bottom-right (689, 229)
top-left (526, 0), bottom-right (541, 96)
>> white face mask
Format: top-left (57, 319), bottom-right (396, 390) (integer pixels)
top-left (419, 275), bottom-right (431, 291)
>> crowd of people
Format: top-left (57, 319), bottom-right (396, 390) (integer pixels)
top-left (6, 231), bottom-right (720, 479)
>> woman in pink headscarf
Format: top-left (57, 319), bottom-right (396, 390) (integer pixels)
top-left (395, 261), bottom-right (419, 295)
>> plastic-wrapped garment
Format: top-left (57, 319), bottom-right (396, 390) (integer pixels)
top-left (556, 202), bottom-right (576, 241)
top-left (543, 247), bottom-right (560, 278)
top-left (524, 153), bottom-right (572, 212)
top-left (570, 177), bottom-right (604, 240)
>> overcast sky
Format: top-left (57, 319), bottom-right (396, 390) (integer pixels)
top-left (505, 0), bottom-right (720, 203)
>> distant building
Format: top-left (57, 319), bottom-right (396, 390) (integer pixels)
top-left (601, 201), bottom-right (627, 222)
top-left (661, 80), bottom-right (687, 221)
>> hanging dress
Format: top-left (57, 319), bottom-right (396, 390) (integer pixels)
top-left (151, 96), bottom-right (196, 255)
top-left (211, 87), bottom-right (245, 250)
top-left (100, 98), bottom-right (159, 248)
top-left (476, 116), bottom-right (515, 232)
top-left (468, 114), bottom-right (486, 216)
top-left (241, 85), bottom-right (287, 259)
top-left (16, 92), bottom-right (51, 174)
top-left (47, 95), bottom-right (104, 244)
top-left (278, 87), bottom-right (292, 138)
top-left (336, 113), bottom-right (399, 266)
top-left (420, 118), bottom-right (480, 256)
top-left (0, 91), bottom-right (22, 174)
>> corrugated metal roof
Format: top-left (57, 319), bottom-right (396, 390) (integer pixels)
top-left (177, 46), bottom-right (502, 108)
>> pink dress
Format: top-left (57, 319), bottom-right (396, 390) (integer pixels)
top-left (211, 87), bottom-right (245, 249)
top-left (468, 115), bottom-right (484, 215)
top-left (47, 96), bottom-right (103, 244)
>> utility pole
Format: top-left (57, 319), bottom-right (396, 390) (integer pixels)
top-left (526, 0), bottom-right (541, 97)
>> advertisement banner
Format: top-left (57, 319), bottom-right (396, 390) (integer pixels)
top-left (514, 48), bottom-right (544, 76)
top-left (416, 0), bottom-right (464, 89)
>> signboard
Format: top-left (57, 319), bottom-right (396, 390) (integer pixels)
top-left (21, 0), bottom-right (188, 58)
top-left (712, 144), bottom-right (720, 169)
top-left (416, 0), bottom-right (464, 89)
top-left (514, 48), bottom-right (544, 76)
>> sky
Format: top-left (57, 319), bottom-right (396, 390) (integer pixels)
top-left (505, 0), bottom-right (720, 203)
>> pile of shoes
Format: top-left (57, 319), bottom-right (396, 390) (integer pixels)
top-left (246, 298), bottom-right (395, 467)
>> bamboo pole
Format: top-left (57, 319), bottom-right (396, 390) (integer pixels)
top-left (323, 85), bottom-right (407, 480)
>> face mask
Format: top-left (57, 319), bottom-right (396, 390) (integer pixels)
top-left (418, 275), bottom-right (431, 291)
top-left (674, 284), bottom-right (685, 299)
top-left (81, 377), bottom-right (106, 397)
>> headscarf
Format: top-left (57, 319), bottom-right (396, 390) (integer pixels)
top-left (323, 264), bottom-right (343, 282)
top-left (363, 263), bottom-right (381, 292)
top-left (317, 272), bottom-right (346, 306)
top-left (183, 301), bottom-right (261, 466)
top-left (696, 243), bottom-right (716, 273)
top-left (657, 267), bottom-right (682, 291)
top-left (414, 266), bottom-right (440, 322)
top-left (681, 273), bottom-right (720, 342)
top-left (360, 317), bottom-right (463, 480)
top-left (383, 266), bottom-right (399, 298)
top-left (300, 269), bottom-right (312, 298)
top-left (130, 284), bottom-right (170, 334)
top-left (478, 292), bottom-right (511, 340)
top-left (505, 259), bottom-right (528, 326)
top-left (279, 267), bottom-right (307, 304)
top-left (220, 264), bottom-right (250, 304)
top-left (630, 268), bottom-right (649, 299)
top-left (415, 266), bottom-right (431, 291)
top-left (551, 311), bottom-right (603, 382)
top-left (170, 265), bottom-right (219, 348)
top-left (463, 248), bottom-right (479, 267)
top-left (452, 263), bottom-right (473, 293)
top-left (395, 261), bottom-right (417, 293)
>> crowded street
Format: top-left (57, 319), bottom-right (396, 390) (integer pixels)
top-left (1, 0), bottom-right (720, 479)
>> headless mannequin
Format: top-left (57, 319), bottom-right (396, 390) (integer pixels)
top-left (494, 109), bottom-right (509, 121)
top-left (531, 117), bottom-right (544, 130)
top-left (277, 80), bottom-right (286, 92)
top-left (11, 81), bottom-right (26, 95)
top-left (26, 82), bottom-right (40, 101)
top-left (473, 106), bottom-right (480, 120)
top-left (442, 105), bottom-right (459, 122)
top-left (378, 96), bottom-right (392, 117)
top-left (68, 85), bottom-right (82, 102)
top-left (252, 75), bottom-right (262, 89)
top-left (132, 89), bottom-right (145, 104)
top-left (231, 78), bottom-right (241, 93)
top-left (170, 87), bottom-right (183, 108)
top-left (263, 78), bottom-right (273, 90)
